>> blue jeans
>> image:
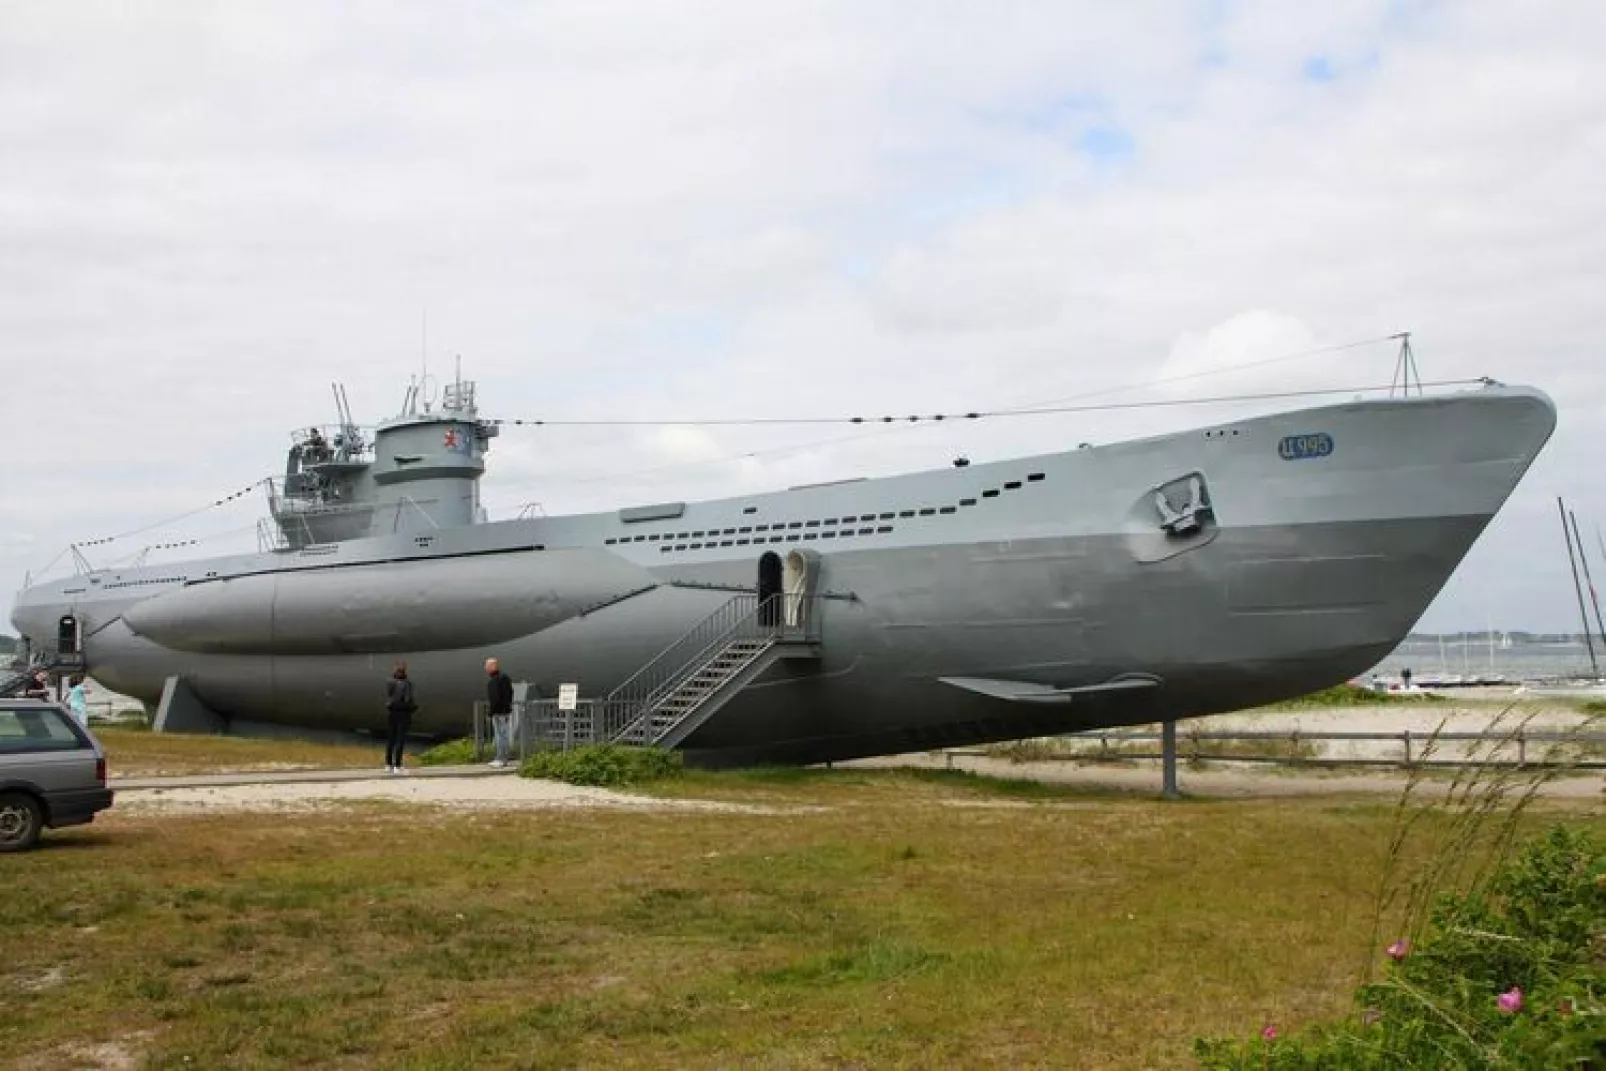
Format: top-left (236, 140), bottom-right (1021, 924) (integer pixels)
top-left (491, 713), bottom-right (515, 763)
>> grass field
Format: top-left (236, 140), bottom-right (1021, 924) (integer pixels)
top-left (98, 727), bottom-right (388, 779)
top-left (9, 763), bottom-right (1602, 1069)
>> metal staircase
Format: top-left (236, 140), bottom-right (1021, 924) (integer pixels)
top-left (0, 666), bottom-right (35, 697)
top-left (525, 592), bottom-right (821, 751)
top-left (0, 649), bottom-right (85, 698)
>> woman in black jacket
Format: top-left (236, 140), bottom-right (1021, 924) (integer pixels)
top-left (384, 661), bottom-right (416, 774)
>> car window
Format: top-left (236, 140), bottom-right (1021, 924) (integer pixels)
top-left (0, 707), bottom-right (86, 754)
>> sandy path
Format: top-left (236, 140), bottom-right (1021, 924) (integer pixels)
top-left (115, 775), bottom-right (799, 815)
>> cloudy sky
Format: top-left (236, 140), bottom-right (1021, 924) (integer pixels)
top-left (3, 1), bottom-right (1604, 636)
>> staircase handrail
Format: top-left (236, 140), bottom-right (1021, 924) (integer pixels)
top-left (599, 594), bottom-right (793, 741)
top-left (636, 595), bottom-right (785, 709)
top-left (603, 593), bottom-right (760, 706)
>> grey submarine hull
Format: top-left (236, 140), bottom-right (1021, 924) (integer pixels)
top-left (10, 384), bottom-right (1557, 765)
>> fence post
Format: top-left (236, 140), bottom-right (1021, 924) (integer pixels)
top-left (1402, 729), bottom-right (1412, 767)
top-left (1517, 730), bottom-right (1526, 768)
top-left (1162, 720), bottom-right (1180, 799)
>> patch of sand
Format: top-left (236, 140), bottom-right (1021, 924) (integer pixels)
top-left (116, 775), bottom-right (806, 815)
top-left (15, 1031), bottom-right (155, 1071)
top-left (17, 966), bottom-right (67, 992)
top-left (849, 753), bottom-right (1606, 799)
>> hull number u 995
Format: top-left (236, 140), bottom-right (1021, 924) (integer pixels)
top-left (1278, 433), bottom-right (1334, 460)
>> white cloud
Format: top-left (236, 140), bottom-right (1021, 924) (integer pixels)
top-left (3, 1), bottom-right (1605, 633)
top-left (1156, 310), bottom-right (1325, 391)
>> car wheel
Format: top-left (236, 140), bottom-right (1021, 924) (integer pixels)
top-left (0, 791), bottom-right (43, 853)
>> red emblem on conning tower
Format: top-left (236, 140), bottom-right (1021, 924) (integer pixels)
top-left (443, 429), bottom-right (460, 448)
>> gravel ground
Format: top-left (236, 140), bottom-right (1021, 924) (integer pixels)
top-left (114, 775), bottom-right (800, 814)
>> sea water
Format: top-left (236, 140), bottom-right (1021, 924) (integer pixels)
top-left (1366, 636), bottom-right (1603, 684)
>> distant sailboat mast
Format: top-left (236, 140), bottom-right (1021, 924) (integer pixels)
top-left (1558, 497), bottom-right (1601, 679)
top-left (1574, 508), bottom-right (1606, 657)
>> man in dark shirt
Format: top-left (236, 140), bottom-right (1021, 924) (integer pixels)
top-left (22, 670), bottom-right (49, 700)
top-left (485, 657), bottom-right (515, 768)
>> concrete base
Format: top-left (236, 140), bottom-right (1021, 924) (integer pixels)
top-left (152, 675), bottom-right (226, 734)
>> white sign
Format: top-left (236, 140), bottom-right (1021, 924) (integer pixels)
top-left (557, 683), bottom-right (579, 712)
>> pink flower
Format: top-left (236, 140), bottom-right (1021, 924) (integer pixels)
top-left (1386, 939), bottom-right (1410, 962)
top-left (1497, 987), bottom-right (1523, 1014)
top-left (1261, 1024), bottom-right (1277, 1041)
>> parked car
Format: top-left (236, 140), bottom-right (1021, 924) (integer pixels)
top-left (0, 699), bottom-right (115, 852)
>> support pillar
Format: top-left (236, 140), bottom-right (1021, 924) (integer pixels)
top-left (1162, 719), bottom-right (1180, 800)
top-left (153, 675), bottom-right (226, 734)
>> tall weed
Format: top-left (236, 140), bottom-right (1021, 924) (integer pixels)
top-left (1195, 707), bottom-right (1606, 1069)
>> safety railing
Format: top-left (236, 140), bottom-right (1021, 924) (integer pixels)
top-left (595, 592), bottom-right (821, 743)
top-left (463, 594), bottom-right (826, 757)
top-left (469, 698), bottom-right (606, 761)
top-left (601, 594), bottom-right (760, 719)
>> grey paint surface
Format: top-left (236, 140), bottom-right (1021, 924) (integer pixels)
top-left (9, 383), bottom-right (1557, 764)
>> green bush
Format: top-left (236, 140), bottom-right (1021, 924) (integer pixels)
top-left (1194, 824), bottom-right (1606, 1069)
top-left (519, 745), bottom-right (683, 787)
top-left (1267, 683), bottom-right (1442, 710)
top-left (417, 738), bottom-right (479, 766)
top-left (1582, 700), bottom-right (1606, 716)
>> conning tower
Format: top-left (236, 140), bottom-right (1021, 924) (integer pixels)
top-left (370, 375), bottom-right (496, 532)
top-left (268, 373), bottom-right (497, 549)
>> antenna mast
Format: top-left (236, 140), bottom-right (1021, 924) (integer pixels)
top-left (1389, 332), bottom-right (1422, 397)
